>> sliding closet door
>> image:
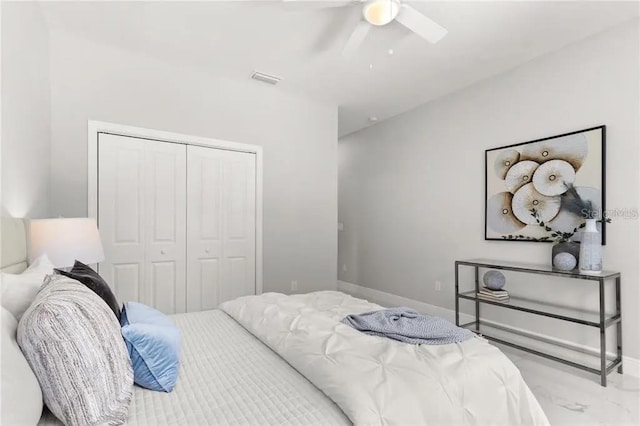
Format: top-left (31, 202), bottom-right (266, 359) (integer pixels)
top-left (186, 146), bottom-right (256, 311)
top-left (98, 133), bottom-right (187, 314)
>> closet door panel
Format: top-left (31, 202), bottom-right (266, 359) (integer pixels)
top-left (219, 257), bottom-right (247, 302)
top-left (112, 264), bottom-right (142, 305)
top-left (186, 147), bottom-right (223, 311)
top-left (187, 147), bottom-right (256, 311)
top-left (150, 261), bottom-right (178, 314)
top-left (144, 140), bottom-right (187, 314)
top-left (99, 134), bottom-right (186, 314)
top-left (98, 134), bottom-right (146, 305)
top-left (222, 152), bottom-right (256, 301)
top-left (197, 259), bottom-right (220, 310)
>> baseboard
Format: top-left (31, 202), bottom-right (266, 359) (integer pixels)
top-left (337, 280), bottom-right (640, 378)
top-left (337, 280), bottom-right (473, 323)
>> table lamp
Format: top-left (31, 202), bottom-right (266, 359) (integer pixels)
top-left (28, 218), bottom-right (104, 269)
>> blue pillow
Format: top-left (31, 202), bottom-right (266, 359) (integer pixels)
top-left (121, 302), bottom-right (174, 328)
top-left (120, 302), bottom-right (181, 392)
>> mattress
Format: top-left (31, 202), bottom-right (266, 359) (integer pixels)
top-left (39, 309), bottom-right (350, 426)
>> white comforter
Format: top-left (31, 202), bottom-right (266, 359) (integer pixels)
top-left (221, 291), bottom-right (549, 426)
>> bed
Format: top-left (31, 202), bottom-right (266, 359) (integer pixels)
top-left (1, 218), bottom-right (549, 425)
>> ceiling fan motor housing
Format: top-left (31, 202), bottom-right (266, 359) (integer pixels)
top-left (363, 0), bottom-right (401, 26)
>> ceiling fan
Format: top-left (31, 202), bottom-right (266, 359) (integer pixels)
top-left (282, 0), bottom-right (448, 57)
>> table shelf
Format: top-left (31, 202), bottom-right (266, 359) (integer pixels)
top-left (457, 290), bottom-right (619, 328)
top-left (460, 322), bottom-right (623, 378)
top-left (456, 258), bottom-right (620, 281)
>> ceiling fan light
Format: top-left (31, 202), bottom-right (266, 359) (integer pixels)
top-left (363, 0), bottom-right (400, 26)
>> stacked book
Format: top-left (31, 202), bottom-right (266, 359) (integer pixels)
top-left (477, 287), bottom-right (510, 302)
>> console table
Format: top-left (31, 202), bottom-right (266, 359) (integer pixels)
top-left (455, 259), bottom-right (622, 386)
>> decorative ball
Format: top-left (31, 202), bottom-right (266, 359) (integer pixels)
top-left (553, 252), bottom-right (577, 271)
top-left (483, 270), bottom-right (506, 290)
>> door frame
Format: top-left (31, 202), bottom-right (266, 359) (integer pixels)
top-left (88, 120), bottom-right (264, 295)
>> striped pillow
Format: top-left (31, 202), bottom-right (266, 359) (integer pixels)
top-left (17, 275), bottom-right (133, 425)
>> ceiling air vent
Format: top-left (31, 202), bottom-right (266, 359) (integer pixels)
top-left (250, 71), bottom-right (281, 85)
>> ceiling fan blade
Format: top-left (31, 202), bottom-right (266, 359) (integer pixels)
top-left (282, 0), bottom-right (354, 11)
top-left (395, 4), bottom-right (447, 44)
top-left (342, 20), bottom-right (370, 57)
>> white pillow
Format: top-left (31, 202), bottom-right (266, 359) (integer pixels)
top-left (1, 307), bottom-right (43, 425)
top-left (1, 254), bottom-right (55, 320)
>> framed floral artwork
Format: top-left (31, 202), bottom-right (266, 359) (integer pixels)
top-left (485, 126), bottom-right (606, 243)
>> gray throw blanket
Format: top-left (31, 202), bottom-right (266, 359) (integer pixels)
top-left (341, 307), bottom-right (474, 345)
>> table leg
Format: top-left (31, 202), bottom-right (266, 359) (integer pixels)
top-left (475, 266), bottom-right (480, 332)
top-left (616, 276), bottom-right (623, 374)
top-left (455, 263), bottom-right (460, 326)
top-left (599, 279), bottom-right (607, 387)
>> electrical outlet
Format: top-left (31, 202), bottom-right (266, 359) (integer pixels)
top-left (291, 280), bottom-right (298, 291)
top-left (435, 280), bottom-right (442, 291)
top-left (342, 264), bottom-right (348, 272)
top-left (338, 222), bottom-right (344, 231)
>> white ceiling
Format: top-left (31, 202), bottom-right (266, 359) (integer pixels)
top-left (38, 1), bottom-right (639, 137)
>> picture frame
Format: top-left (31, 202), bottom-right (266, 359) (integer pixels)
top-left (485, 125), bottom-right (606, 244)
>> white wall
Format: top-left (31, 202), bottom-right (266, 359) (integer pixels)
top-left (1, 2), bottom-right (51, 219)
top-left (47, 30), bottom-right (338, 294)
top-left (339, 21), bottom-right (640, 359)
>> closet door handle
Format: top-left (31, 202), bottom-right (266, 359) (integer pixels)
top-left (160, 250), bottom-right (166, 255)
top-left (205, 248), bottom-right (210, 254)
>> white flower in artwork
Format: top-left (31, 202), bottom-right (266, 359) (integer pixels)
top-left (532, 159), bottom-right (576, 196)
top-left (511, 183), bottom-right (561, 225)
top-left (505, 160), bottom-right (539, 194)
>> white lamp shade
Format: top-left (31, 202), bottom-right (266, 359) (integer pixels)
top-left (29, 218), bottom-right (104, 268)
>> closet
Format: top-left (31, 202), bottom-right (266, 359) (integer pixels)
top-left (96, 132), bottom-right (257, 314)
